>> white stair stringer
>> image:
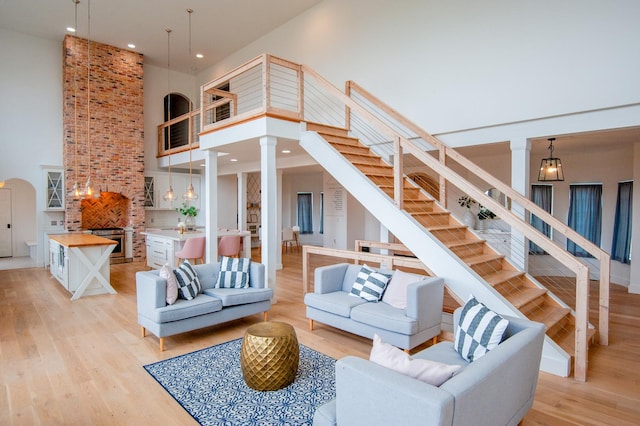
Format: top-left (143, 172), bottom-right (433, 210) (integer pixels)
top-left (300, 130), bottom-right (571, 377)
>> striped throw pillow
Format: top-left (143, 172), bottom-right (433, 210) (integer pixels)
top-left (349, 264), bottom-right (391, 302)
top-left (454, 295), bottom-right (509, 362)
top-left (173, 260), bottom-right (202, 300)
top-left (215, 256), bottom-right (251, 288)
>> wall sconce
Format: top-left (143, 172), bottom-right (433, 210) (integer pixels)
top-left (538, 138), bottom-right (564, 182)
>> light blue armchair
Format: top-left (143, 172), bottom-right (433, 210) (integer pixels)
top-left (313, 308), bottom-right (545, 426)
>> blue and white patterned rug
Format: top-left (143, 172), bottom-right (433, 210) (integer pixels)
top-left (143, 338), bottom-right (336, 426)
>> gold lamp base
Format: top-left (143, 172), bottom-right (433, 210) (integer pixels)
top-left (240, 321), bottom-right (299, 391)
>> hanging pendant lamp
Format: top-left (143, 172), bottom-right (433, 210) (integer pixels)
top-left (537, 137), bottom-right (564, 182)
top-left (69, 0), bottom-right (84, 200)
top-left (182, 8), bottom-right (198, 202)
top-left (163, 28), bottom-right (176, 202)
top-left (84, 0), bottom-right (98, 198)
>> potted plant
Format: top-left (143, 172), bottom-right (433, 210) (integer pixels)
top-left (476, 205), bottom-right (497, 230)
top-left (176, 202), bottom-right (198, 231)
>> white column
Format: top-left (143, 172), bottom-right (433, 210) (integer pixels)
top-left (277, 169), bottom-right (284, 270)
top-left (379, 223), bottom-right (389, 256)
top-left (629, 143), bottom-right (640, 293)
top-left (510, 137), bottom-right (531, 270)
top-left (260, 136), bottom-right (278, 300)
top-left (237, 172), bottom-right (247, 230)
top-left (205, 150), bottom-right (218, 263)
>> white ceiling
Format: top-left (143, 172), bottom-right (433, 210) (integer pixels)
top-left (0, 0), bottom-right (322, 73)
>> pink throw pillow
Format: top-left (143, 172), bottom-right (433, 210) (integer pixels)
top-left (160, 263), bottom-right (178, 305)
top-left (369, 334), bottom-right (460, 386)
top-left (382, 270), bottom-right (423, 309)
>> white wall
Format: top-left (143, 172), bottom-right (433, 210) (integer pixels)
top-left (198, 0), bottom-right (640, 134)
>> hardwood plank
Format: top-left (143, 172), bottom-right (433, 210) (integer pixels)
top-left (0, 251), bottom-right (639, 424)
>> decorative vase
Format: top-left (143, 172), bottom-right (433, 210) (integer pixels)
top-left (462, 209), bottom-right (475, 228)
top-left (476, 219), bottom-right (486, 231)
top-left (185, 215), bottom-right (196, 231)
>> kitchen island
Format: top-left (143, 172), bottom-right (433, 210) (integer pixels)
top-left (142, 229), bottom-right (252, 269)
top-left (49, 233), bottom-right (117, 300)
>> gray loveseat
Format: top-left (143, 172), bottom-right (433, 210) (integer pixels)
top-left (313, 308), bottom-right (546, 426)
top-left (304, 263), bottom-right (444, 350)
top-left (136, 262), bottom-right (272, 350)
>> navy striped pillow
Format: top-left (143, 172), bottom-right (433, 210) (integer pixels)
top-left (215, 256), bottom-right (250, 288)
top-left (454, 295), bottom-right (509, 362)
top-left (349, 264), bottom-right (391, 302)
top-left (173, 260), bottom-right (202, 300)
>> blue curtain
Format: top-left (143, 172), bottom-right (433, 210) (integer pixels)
top-left (529, 185), bottom-right (552, 254)
top-left (319, 192), bottom-right (324, 234)
top-left (297, 193), bottom-right (313, 234)
top-left (611, 181), bottom-right (632, 264)
top-left (567, 184), bottom-right (602, 257)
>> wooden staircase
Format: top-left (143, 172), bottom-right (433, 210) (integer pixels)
top-left (307, 122), bottom-right (594, 363)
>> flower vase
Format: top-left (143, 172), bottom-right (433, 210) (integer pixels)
top-left (462, 209), bottom-right (475, 228)
top-left (185, 216), bottom-right (196, 231)
top-left (476, 219), bottom-right (486, 231)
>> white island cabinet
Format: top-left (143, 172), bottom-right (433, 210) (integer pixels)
top-left (142, 229), bottom-right (252, 269)
top-left (49, 234), bottom-right (117, 300)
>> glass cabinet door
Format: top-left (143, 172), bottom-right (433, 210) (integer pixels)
top-left (45, 169), bottom-right (64, 210)
top-left (144, 176), bottom-right (155, 208)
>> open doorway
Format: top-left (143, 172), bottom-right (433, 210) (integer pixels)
top-left (0, 178), bottom-right (37, 270)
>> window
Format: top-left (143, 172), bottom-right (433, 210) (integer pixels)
top-left (612, 181), bottom-right (632, 264)
top-left (163, 93), bottom-right (191, 150)
top-left (208, 82), bottom-right (231, 123)
top-left (567, 184), bottom-right (602, 257)
top-left (297, 193), bottom-right (313, 234)
top-left (529, 185), bottom-right (553, 254)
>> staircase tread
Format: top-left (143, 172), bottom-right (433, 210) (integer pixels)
top-left (552, 326), bottom-right (597, 355)
top-left (505, 287), bottom-right (547, 308)
top-left (445, 238), bottom-right (485, 248)
top-left (483, 269), bottom-right (524, 286)
top-left (427, 224), bottom-right (468, 232)
top-left (528, 306), bottom-right (571, 330)
top-left (463, 252), bottom-right (505, 265)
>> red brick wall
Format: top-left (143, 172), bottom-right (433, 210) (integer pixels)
top-left (63, 35), bottom-right (146, 260)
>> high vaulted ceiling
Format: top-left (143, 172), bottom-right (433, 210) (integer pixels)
top-left (0, 0), bottom-right (322, 73)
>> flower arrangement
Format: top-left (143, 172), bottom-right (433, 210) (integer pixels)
top-left (477, 205), bottom-right (497, 220)
top-left (457, 195), bottom-right (476, 209)
top-left (458, 195), bottom-right (496, 220)
top-left (176, 202), bottom-right (197, 217)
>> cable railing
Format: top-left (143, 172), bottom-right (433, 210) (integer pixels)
top-left (175, 53), bottom-right (611, 380)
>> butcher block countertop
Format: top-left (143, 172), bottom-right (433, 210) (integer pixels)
top-left (49, 233), bottom-right (117, 247)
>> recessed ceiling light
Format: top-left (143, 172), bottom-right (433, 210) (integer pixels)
top-left (282, 149), bottom-right (291, 154)
top-left (230, 158), bottom-right (238, 162)
top-left (127, 43), bottom-right (136, 49)
top-left (66, 27), bottom-right (76, 33)
top-left (196, 53), bottom-right (204, 59)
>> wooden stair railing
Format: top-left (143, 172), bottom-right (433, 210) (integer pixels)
top-left (309, 121), bottom-right (596, 379)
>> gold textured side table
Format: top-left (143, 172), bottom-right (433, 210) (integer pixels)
top-left (240, 321), bottom-right (299, 391)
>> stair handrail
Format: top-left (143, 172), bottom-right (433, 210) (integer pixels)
top-left (347, 80), bottom-right (611, 347)
top-left (301, 64), bottom-right (595, 380)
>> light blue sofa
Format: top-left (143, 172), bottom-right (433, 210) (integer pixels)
top-left (136, 262), bottom-right (272, 350)
top-left (304, 263), bottom-right (444, 350)
top-left (313, 308), bottom-right (546, 426)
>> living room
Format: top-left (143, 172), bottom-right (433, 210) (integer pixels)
top-left (1, 0), bottom-right (640, 424)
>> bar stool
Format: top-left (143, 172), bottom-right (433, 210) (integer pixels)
top-left (175, 236), bottom-right (206, 265)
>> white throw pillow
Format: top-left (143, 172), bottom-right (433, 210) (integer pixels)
top-left (160, 263), bottom-right (178, 305)
top-left (349, 264), bottom-right (392, 302)
top-left (382, 270), bottom-right (423, 309)
top-left (454, 294), bottom-right (509, 362)
top-left (369, 334), bottom-right (460, 386)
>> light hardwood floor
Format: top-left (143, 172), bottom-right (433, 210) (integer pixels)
top-left (1, 250), bottom-right (639, 425)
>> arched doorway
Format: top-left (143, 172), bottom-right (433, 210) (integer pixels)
top-left (0, 178), bottom-right (37, 269)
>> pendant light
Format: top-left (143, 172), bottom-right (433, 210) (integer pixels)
top-left (69, 0), bottom-right (84, 199)
top-left (84, 0), bottom-right (97, 198)
top-left (537, 137), bottom-right (565, 182)
top-left (182, 8), bottom-right (199, 202)
top-left (163, 28), bottom-right (176, 202)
